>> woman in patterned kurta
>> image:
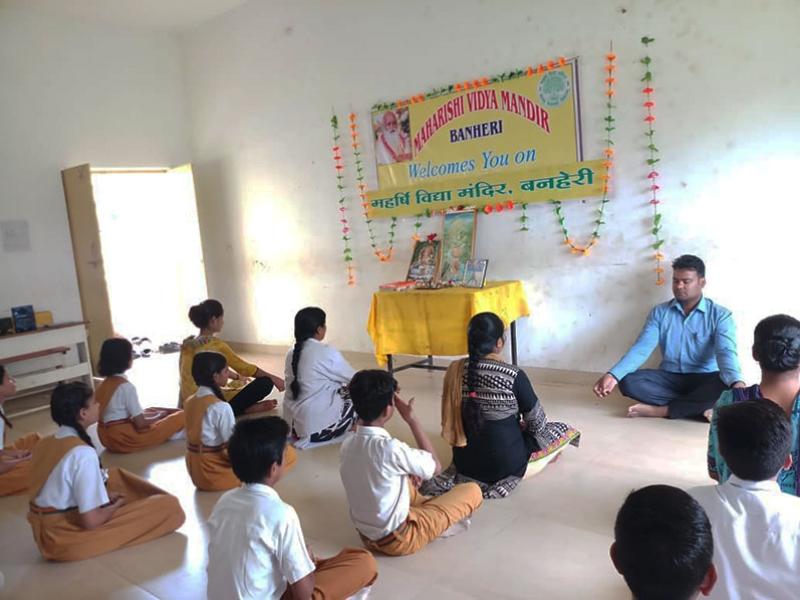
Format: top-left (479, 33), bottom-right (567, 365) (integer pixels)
top-left (422, 312), bottom-right (580, 499)
top-left (708, 314), bottom-right (800, 495)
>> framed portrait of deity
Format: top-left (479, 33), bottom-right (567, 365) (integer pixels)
top-left (439, 210), bottom-right (477, 284)
top-left (406, 239), bottom-right (441, 285)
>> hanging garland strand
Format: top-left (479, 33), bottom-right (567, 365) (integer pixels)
top-left (641, 36), bottom-right (666, 285)
top-left (412, 214), bottom-right (423, 242)
top-left (550, 46), bottom-right (617, 256)
top-left (519, 202), bottom-right (529, 232)
top-left (348, 112), bottom-right (396, 262)
top-left (330, 114), bottom-right (356, 286)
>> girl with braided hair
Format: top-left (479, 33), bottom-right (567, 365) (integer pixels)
top-left (422, 312), bottom-right (580, 499)
top-left (283, 307), bottom-right (357, 449)
top-left (709, 314), bottom-right (800, 495)
top-left (27, 382), bottom-right (184, 561)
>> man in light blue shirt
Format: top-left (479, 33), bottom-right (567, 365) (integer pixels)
top-left (593, 255), bottom-right (745, 419)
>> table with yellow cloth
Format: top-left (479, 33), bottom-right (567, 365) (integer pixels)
top-left (367, 280), bottom-right (530, 371)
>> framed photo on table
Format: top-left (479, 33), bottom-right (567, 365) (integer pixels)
top-left (406, 239), bottom-right (441, 285)
top-left (439, 210), bottom-right (477, 283)
top-left (462, 259), bottom-right (489, 288)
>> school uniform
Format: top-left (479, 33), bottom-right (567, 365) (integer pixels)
top-left (689, 476), bottom-right (800, 599)
top-left (27, 425), bottom-right (185, 561)
top-left (179, 336), bottom-right (274, 416)
top-left (0, 408), bottom-right (41, 496)
top-left (339, 426), bottom-right (482, 556)
top-left (96, 374), bottom-right (185, 453)
top-left (184, 386), bottom-right (297, 491)
top-left (207, 483), bottom-right (377, 599)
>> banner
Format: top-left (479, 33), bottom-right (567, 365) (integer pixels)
top-left (370, 59), bottom-right (583, 200)
top-left (366, 159), bottom-right (603, 218)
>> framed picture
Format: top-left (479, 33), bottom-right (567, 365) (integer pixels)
top-left (406, 239), bottom-right (441, 284)
top-left (463, 259), bottom-right (489, 288)
top-left (439, 210), bottom-right (477, 283)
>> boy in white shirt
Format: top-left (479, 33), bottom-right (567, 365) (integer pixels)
top-left (611, 484), bottom-right (717, 600)
top-left (207, 417), bottom-right (377, 600)
top-left (339, 369), bottom-right (483, 556)
top-left (688, 400), bottom-right (800, 599)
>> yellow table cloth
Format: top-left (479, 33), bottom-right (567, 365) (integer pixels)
top-left (367, 280), bottom-right (530, 366)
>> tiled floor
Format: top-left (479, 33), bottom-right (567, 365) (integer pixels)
top-left (0, 350), bottom-right (714, 599)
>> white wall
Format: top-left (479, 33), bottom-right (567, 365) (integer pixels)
top-left (0, 8), bottom-right (190, 325)
top-left (181, 0), bottom-right (800, 381)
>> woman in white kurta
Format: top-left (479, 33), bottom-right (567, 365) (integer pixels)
top-left (283, 307), bottom-right (356, 449)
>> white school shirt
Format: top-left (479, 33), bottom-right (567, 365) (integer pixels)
top-left (339, 425), bottom-right (436, 540)
top-left (688, 476), bottom-right (800, 600)
top-left (206, 483), bottom-right (315, 600)
top-left (283, 339), bottom-right (355, 447)
top-left (101, 374), bottom-right (144, 422)
top-left (196, 385), bottom-right (235, 446)
top-left (33, 426), bottom-right (109, 512)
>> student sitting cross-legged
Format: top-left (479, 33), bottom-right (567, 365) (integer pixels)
top-left (207, 417), bottom-right (377, 600)
top-left (27, 382), bottom-right (185, 562)
top-left (184, 351), bottom-right (297, 492)
top-left (283, 307), bottom-right (357, 449)
top-left (689, 400), bottom-right (800, 599)
top-left (95, 337), bottom-right (185, 453)
top-left (339, 369), bottom-right (483, 556)
top-left (180, 299), bottom-right (284, 415)
top-left (611, 484), bottom-right (717, 600)
top-left (0, 364), bottom-right (41, 495)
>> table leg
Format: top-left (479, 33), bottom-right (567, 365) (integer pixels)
top-left (387, 355), bottom-right (394, 374)
top-left (511, 320), bottom-right (518, 365)
top-left (427, 355), bottom-right (433, 370)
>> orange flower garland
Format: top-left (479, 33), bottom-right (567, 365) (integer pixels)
top-left (641, 36), bottom-right (666, 285)
top-left (551, 47), bottom-right (616, 256)
top-left (330, 114), bottom-right (356, 286)
top-left (348, 113), bottom-right (396, 262)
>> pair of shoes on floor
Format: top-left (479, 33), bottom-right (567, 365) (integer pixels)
top-left (159, 341), bottom-right (181, 354)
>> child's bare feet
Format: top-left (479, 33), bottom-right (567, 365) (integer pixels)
top-left (245, 399), bottom-right (278, 414)
top-left (627, 403), bottom-right (668, 418)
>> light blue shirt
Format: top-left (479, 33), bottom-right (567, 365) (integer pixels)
top-left (609, 297), bottom-right (743, 385)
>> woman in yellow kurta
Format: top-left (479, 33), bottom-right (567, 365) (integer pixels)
top-left (184, 351), bottom-right (297, 491)
top-left (179, 299), bottom-right (284, 416)
top-left (27, 382), bottom-right (185, 561)
top-left (0, 364), bottom-right (41, 495)
top-left (96, 338), bottom-right (185, 453)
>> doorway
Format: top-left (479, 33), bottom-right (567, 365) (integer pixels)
top-left (89, 166), bottom-right (208, 350)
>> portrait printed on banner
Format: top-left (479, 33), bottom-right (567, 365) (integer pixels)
top-left (372, 107), bottom-right (412, 165)
top-left (406, 240), bottom-right (441, 284)
top-left (439, 210), bottom-right (477, 283)
top-left (462, 259), bottom-right (489, 288)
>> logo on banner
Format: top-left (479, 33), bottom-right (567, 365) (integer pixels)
top-left (538, 71), bottom-right (571, 108)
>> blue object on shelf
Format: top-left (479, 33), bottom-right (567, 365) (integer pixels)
top-left (11, 305), bottom-right (36, 333)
